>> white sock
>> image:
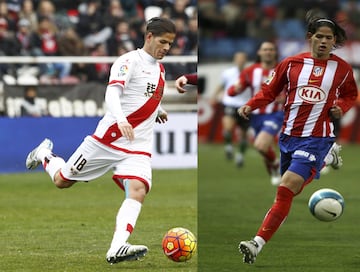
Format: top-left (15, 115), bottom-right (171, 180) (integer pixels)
top-left (45, 157), bottom-right (65, 181)
top-left (37, 148), bottom-right (52, 162)
top-left (253, 236), bottom-right (266, 252)
top-left (108, 198), bottom-right (142, 252)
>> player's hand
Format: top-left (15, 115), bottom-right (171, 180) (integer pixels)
top-left (238, 105), bottom-right (252, 120)
top-left (156, 110), bottom-right (168, 123)
top-left (118, 121), bottom-right (134, 141)
top-left (175, 75), bottom-right (188, 93)
top-left (329, 105), bottom-right (343, 119)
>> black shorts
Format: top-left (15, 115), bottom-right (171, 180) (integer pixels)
top-left (223, 105), bottom-right (250, 131)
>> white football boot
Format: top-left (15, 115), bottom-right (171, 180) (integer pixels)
top-left (26, 138), bottom-right (53, 170)
top-left (106, 243), bottom-right (148, 264)
top-left (235, 152), bottom-right (244, 167)
top-left (329, 142), bottom-right (343, 169)
top-left (225, 144), bottom-right (234, 160)
top-left (239, 240), bottom-right (259, 264)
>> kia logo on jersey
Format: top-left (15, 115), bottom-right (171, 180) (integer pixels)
top-left (297, 85), bottom-right (326, 104)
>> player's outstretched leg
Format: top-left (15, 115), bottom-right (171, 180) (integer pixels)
top-left (239, 240), bottom-right (259, 264)
top-left (26, 138), bottom-right (53, 170)
top-left (106, 243), bottom-right (148, 264)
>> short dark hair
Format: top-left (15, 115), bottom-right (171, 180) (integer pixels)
top-left (305, 9), bottom-right (347, 48)
top-left (146, 17), bottom-right (176, 36)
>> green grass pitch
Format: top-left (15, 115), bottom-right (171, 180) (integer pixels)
top-left (0, 169), bottom-right (197, 272)
top-left (199, 143), bottom-right (360, 272)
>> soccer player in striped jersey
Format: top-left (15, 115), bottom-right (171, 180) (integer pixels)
top-left (25, 17), bottom-right (177, 264)
top-left (228, 42), bottom-right (284, 185)
top-left (238, 10), bottom-right (358, 264)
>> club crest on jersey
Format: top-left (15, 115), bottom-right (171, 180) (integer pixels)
top-left (264, 71), bottom-right (275, 85)
top-left (312, 66), bottom-right (324, 77)
top-left (297, 85), bottom-right (326, 104)
top-left (118, 65), bottom-right (128, 76)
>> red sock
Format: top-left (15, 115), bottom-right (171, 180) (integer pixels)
top-left (263, 146), bottom-right (276, 163)
top-left (256, 186), bottom-right (294, 241)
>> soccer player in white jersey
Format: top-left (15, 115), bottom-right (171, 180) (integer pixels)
top-left (26, 17), bottom-right (177, 264)
top-left (237, 10), bottom-right (358, 264)
top-left (212, 52), bottom-right (251, 167)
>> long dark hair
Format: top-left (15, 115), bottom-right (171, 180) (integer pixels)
top-left (305, 9), bottom-right (347, 48)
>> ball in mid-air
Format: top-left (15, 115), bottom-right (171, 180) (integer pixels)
top-left (308, 188), bottom-right (344, 222)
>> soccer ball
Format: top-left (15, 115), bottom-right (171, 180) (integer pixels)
top-left (308, 188), bottom-right (345, 222)
top-left (162, 227), bottom-right (197, 262)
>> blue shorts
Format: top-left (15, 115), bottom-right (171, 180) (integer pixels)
top-left (250, 111), bottom-right (284, 136)
top-left (279, 134), bottom-right (334, 181)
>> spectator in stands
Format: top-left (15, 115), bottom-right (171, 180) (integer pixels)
top-left (57, 27), bottom-right (93, 84)
top-left (0, 17), bottom-right (19, 78)
top-left (18, 0), bottom-right (38, 33)
top-left (29, 16), bottom-right (71, 84)
top-left (15, 18), bottom-right (32, 56)
top-left (273, 8), bottom-right (306, 40)
top-left (106, 19), bottom-right (136, 56)
top-left (90, 42), bottom-right (110, 83)
top-left (20, 85), bottom-right (48, 117)
top-left (171, 17), bottom-right (188, 54)
top-left (117, 0), bottom-right (138, 18)
top-left (170, 0), bottom-right (190, 22)
top-left (0, 1), bottom-right (16, 33)
top-left (36, 0), bottom-right (72, 32)
top-left (6, 0), bottom-right (22, 21)
top-left (128, 19), bottom-right (147, 49)
top-left (104, 0), bottom-right (126, 31)
top-left (76, 0), bottom-right (112, 49)
top-left (186, 14), bottom-right (197, 54)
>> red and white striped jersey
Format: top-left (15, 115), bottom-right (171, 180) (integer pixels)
top-left (239, 63), bottom-right (283, 114)
top-left (246, 52), bottom-right (358, 137)
top-left (92, 49), bottom-right (164, 155)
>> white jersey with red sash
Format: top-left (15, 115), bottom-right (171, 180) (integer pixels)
top-left (92, 49), bottom-right (165, 155)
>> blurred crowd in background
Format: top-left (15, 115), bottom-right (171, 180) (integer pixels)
top-left (0, 0), bottom-right (197, 84)
top-left (199, 0), bottom-right (360, 63)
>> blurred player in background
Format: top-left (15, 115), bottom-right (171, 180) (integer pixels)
top-left (25, 17), bottom-right (177, 264)
top-left (228, 42), bottom-right (283, 183)
top-left (212, 52), bottom-right (251, 167)
top-left (238, 10), bottom-right (357, 264)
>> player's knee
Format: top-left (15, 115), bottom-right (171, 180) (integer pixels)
top-left (53, 174), bottom-right (75, 189)
top-left (254, 141), bottom-right (268, 153)
top-left (126, 180), bottom-right (147, 203)
top-left (131, 187), bottom-right (147, 203)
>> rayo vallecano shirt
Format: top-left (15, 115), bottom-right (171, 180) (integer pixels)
top-left (92, 49), bottom-right (165, 155)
